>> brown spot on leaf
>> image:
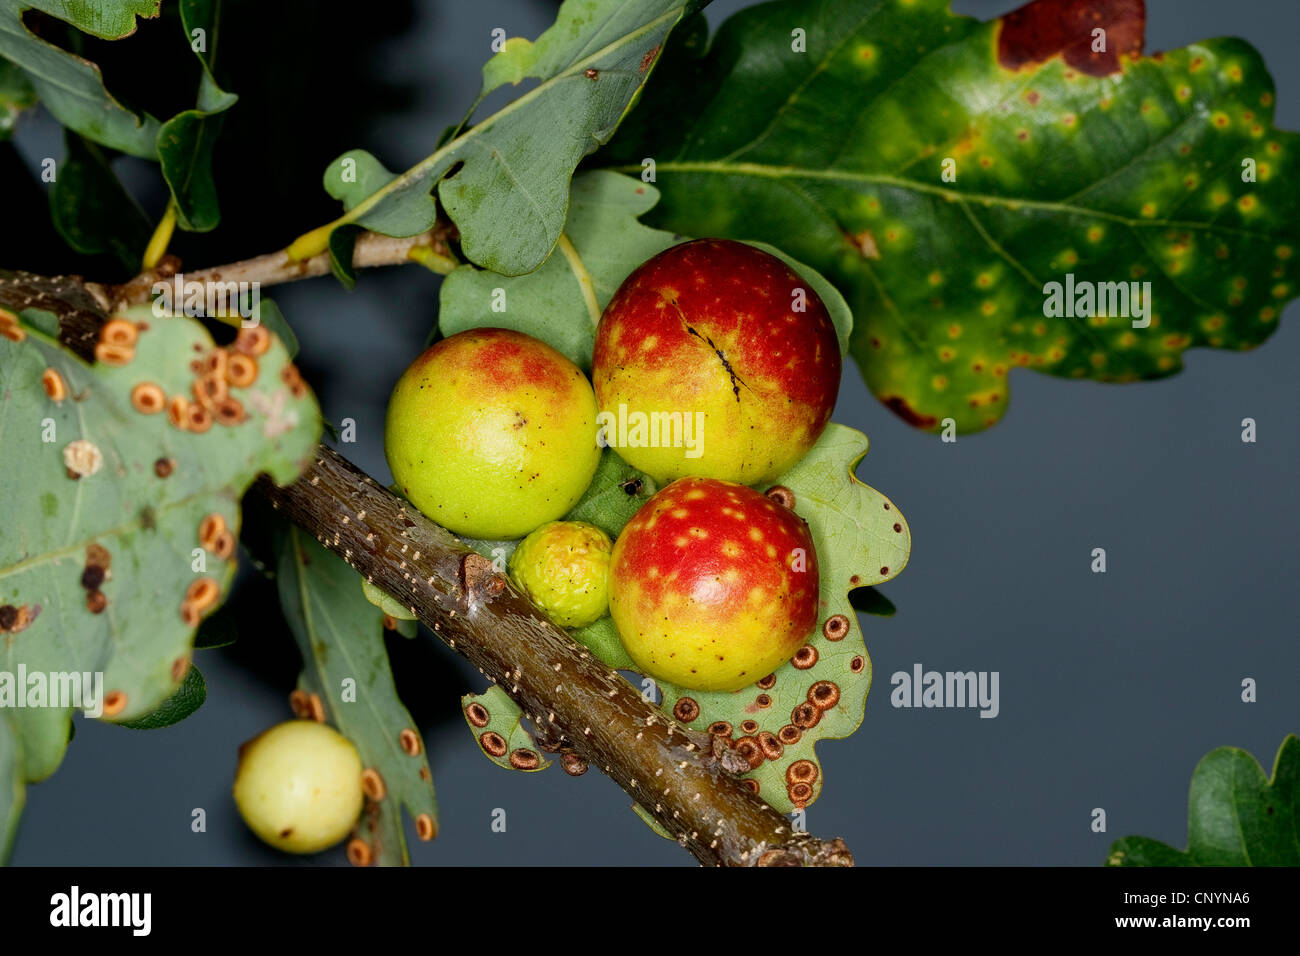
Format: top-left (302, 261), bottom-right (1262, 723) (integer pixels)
top-left (100, 318), bottom-right (138, 348)
top-left (0, 604), bottom-right (31, 633)
top-left (235, 325), bottom-right (271, 356)
top-left (792, 645), bottom-right (818, 669)
top-left (788, 781), bottom-right (814, 807)
top-left (186, 577), bottom-right (218, 611)
top-left (509, 748), bottom-right (541, 770)
top-left (561, 752), bottom-right (588, 776)
top-left (212, 530), bottom-right (236, 560)
top-left (361, 768), bottom-right (387, 800)
top-left (399, 728), bottom-right (422, 756)
top-left (809, 680), bottom-right (841, 710)
top-left (226, 353), bottom-right (258, 387)
top-left (673, 697), bottom-right (701, 722)
top-left (998, 0), bottom-right (1144, 77)
top-left (733, 737), bottom-right (764, 770)
top-left (41, 368), bottom-right (67, 402)
top-left (289, 689), bottom-right (311, 718)
top-left (415, 813), bottom-right (437, 841)
top-left (765, 485), bottom-right (795, 510)
top-left (845, 228), bottom-right (880, 260)
top-left (757, 731), bottom-right (784, 761)
top-left (346, 839), bottom-right (372, 867)
top-left (80, 564), bottom-right (106, 591)
top-left (882, 396), bottom-right (938, 429)
top-left (791, 701), bottom-right (821, 730)
top-left (786, 759), bottom-right (819, 785)
top-left (465, 702), bottom-right (490, 727)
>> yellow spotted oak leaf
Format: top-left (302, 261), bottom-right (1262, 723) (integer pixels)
top-left (600, 0), bottom-right (1300, 432)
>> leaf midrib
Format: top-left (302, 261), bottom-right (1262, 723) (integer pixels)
top-left (616, 160), bottom-right (1287, 242)
top-left (0, 486), bottom-right (219, 582)
top-left (334, 5), bottom-right (686, 230)
top-left (290, 530), bottom-right (434, 831)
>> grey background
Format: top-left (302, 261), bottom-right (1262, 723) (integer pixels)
top-left (6, 0), bottom-right (1297, 866)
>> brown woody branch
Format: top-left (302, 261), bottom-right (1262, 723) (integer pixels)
top-left (1, 266), bottom-right (854, 867)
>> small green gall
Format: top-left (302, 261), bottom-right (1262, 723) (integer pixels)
top-left (508, 520), bottom-right (613, 628)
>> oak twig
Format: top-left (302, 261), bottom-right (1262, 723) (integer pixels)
top-left (85, 225), bottom-right (459, 311)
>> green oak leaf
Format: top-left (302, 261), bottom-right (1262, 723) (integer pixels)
top-left (561, 448), bottom-right (655, 671)
top-left (253, 299), bottom-right (298, 361)
top-left (277, 527), bottom-right (440, 866)
top-left (631, 802), bottom-right (673, 839)
top-left (440, 171), bottom-right (678, 368)
top-left (461, 684), bottom-right (552, 773)
top-left (192, 602), bottom-right (237, 648)
top-left (0, 56), bottom-right (35, 138)
top-left (360, 577), bottom-right (416, 622)
top-left (1107, 734), bottom-right (1299, 866)
top-left (306, 0), bottom-right (705, 280)
top-left (569, 616), bottom-right (634, 671)
top-left (118, 664), bottom-right (206, 730)
top-left (48, 131), bottom-right (151, 271)
top-left (0, 300), bottom-right (320, 782)
top-left (156, 0), bottom-right (238, 232)
top-left (0, 714), bottom-right (23, 864)
top-left (438, 170), bottom-right (853, 369)
top-left (0, 1), bottom-right (162, 158)
top-left (601, 0), bottom-right (1300, 432)
top-left (562, 445), bottom-right (658, 540)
